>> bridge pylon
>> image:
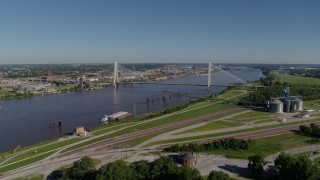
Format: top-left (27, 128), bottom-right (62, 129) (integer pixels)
top-left (113, 62), bottom-right (119, 88)
top-left (208, 62), bottom-right (212, 92)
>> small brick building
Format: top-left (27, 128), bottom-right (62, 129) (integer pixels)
top-left (180, 152), bottom-right (196, 166)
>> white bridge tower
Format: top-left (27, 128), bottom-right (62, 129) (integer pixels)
top-left (113, 62), bottom-right (119, 88)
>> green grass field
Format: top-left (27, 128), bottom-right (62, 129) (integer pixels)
top-left (13, 173), bottom-right (44, 180)
top-left (0, 138), bottom-right (62, 163)
top-left (0, 151), bottom-right (54, 174)
top-left (176, 121), bottom-right (241, 135)
top-left (304, 102), bottom-right (320, 110)
top-left (147, 118), bottom-right (320, 146)
top-left (3, 138), bottom-right (82, 165)
top-left (232, 111), bottom-right (272, 119)
top-left (273, 72), bottom-right (320, 85)
top-left (209, 133), bottom-right (313, 159)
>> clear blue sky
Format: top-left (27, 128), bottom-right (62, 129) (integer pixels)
top-left (0, 0), bottom-right (319, 64)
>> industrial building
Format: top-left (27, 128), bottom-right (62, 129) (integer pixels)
top-left (269, 87), bottom-right (303, 113)
top-left (269, 97), bottom-right (303, 113)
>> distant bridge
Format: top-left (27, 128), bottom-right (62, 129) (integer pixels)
top-left (111, 62), bottom-right (266, 91)
top-left (102, 81), bottom-right (266, 90)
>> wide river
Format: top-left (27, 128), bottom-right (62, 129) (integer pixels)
top-left (0, 67), bottom-right (263, 152)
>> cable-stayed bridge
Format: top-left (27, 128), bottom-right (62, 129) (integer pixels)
top-left (109, 62), bottom-right (266, 90)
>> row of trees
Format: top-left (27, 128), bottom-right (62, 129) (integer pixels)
top-left (49, 152), bottom-right (320, 179)
top-left (247, 153), bottom-right (320, 180)
top-left (299, 123), bottom-right (320, 138)
top-left (165, 138), bottom-right (252, 152)
top-left (49, 156), bottom-right (232, 180)
top-left (288, 68), bottom-right (320, 78)
top-left (274, 152), bottom-right (320, 180)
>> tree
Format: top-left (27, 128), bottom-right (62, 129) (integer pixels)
top-left (274, 152), bottom-right (320, 180)
top-left (66, 156), bottom-right (96, 179)
top-left (149, 156), bottom-right (179, 179)
top-left (274, 152), bottom-right (296, 179)
top-left (130, 160), bottom-right (150, 180)
top-left (175, 166), bottom-right (201, 180)
top-left (207, 170), bottom-right (231, 180)
top-left (96, 160), bottom-right (134, 180)
top-left (247, 154), bottom-right (266, 178)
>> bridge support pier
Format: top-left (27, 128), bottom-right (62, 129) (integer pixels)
top-left (113, 62), bottom-right (119, 88)
top-left (208, 62), bottom-right (212, 92)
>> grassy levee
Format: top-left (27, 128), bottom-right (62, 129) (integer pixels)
top-left (62, 103), bottom-right (237, 153)
top-left (3, 138), bottom-right (83, 165)
top-left (202, 133), bottom-right (314, 159)
top-left (0, 138), bottom-right (62, 163)
top-left (0, 151), bottom-right (54, 174)
top-left (90, 121), bottom-right (138, 136)
top-left (109, 103), bottom-right (235, 136)
top-left (176, 121), bottom-right (241, 135)
top-left (148, 118), bottom-right (320, 146)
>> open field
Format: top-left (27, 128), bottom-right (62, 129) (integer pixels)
top-left (304, 102), bottom-right (320, 110)
top-left (205, 133), bottom-right (314, 159)
top-left (273, 72), bottom-right (320, 85)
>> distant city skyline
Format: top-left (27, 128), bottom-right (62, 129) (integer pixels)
top-left (0, 0), bottom-right (319, 64)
